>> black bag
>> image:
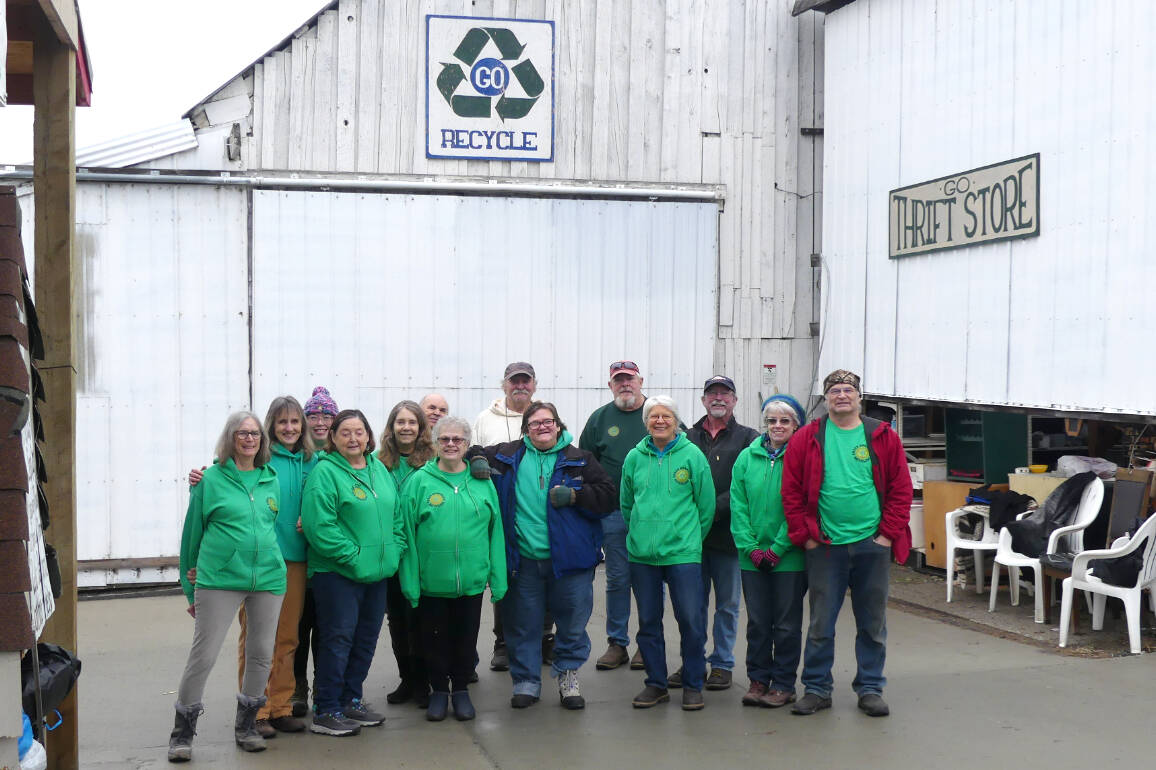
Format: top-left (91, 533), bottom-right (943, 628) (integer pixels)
top-left (21, 643), bottom-right (82, 717)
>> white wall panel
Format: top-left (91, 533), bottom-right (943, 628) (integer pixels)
top-left (820, 0), bottom-right (1156, 415)
top-left (250, 189), bottom-right (717, 432)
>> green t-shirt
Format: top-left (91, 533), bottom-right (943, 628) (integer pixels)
top-left (389, 456), bottom-right (417, 490)
top-left (579, 401), bottom-right (648, 487)
top-left (514, 447), bottom-right (553, 559)
top-left (817, 421), bottom-right (881, 544)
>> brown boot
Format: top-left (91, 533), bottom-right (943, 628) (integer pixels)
top-left (629, 648), bottom-right (645, 670)
top-left (595, 643), bottom-right (629, 670)
top-left (742, 680), bottom-right (768, 706)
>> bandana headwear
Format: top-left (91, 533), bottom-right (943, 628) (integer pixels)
top-left (822, 369), bottom-right (861, 395)
top-left (303, 386), bottom-right (339, 416)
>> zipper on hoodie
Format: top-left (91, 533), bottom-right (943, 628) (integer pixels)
top-left (222, 468), bottom-right (262, 592)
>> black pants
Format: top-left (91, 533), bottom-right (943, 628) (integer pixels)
top-left (385, 575), bottom-right (427, 688)
top-left (293, 583), bottom-right (321, 692)
top-left (421, 594), bottom-right (483, 692)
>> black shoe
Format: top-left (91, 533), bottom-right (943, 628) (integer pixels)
top-left (791, 692), bottom-right (832, 715)
top-left (631, 685), bottom-right (670, 708)
top-left (451, 690), bottom-right (476, 721)
top-left (290, 683), bottom-right (309, 718)
top-left (413, 688), bottom-right (431, 709)
top-left (541, 633), bottom-right (556, 666)
top-left (510, 693), bottom-right (539, 709)
top-left (667, 667), bottom-right (683, 689)
top-left (426, 692), bottom-right (449, 722)
top-left (858, 693), bottom-right (890, 717)
top-left (467, 670), bottom-right (480, 684)
top-left (490, 644), bottom-right (510, 672)
top-left (386, 680), bottom-right (414, 705)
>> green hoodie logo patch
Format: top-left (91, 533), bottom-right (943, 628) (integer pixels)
top-left (607, 425), bottom-right (620, 437)
top-left (853, 445), bottom-right (870, 463)
top-left (674, 467), bottom-right (691, 484)
top-left (352, 485), bottom-right (368, 500)
top-left (429, 493), bottom-right (445, 507)
top-left (267, 497), bottom-right (278, 513)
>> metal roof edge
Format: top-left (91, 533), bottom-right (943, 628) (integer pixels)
top-left (75, 119), bottom-right (198, 168)
top-left (791, 0), bottom-right (859, 17)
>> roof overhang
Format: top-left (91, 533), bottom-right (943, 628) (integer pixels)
top-left (791, 0), bottom-right (859, 16)
top-left (4, 0), bottom-right (93, 106)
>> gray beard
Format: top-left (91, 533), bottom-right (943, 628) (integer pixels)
top-left (614, 393), bottom-right (639, 410)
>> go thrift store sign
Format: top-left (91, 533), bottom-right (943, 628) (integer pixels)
top-left (426, 15), bottom-right (555, 162)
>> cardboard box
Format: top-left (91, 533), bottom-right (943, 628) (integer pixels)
top-left (908, 462), bottom-right (947, 490)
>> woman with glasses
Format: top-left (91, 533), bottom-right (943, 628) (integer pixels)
top-left (398, 416), bottom-right (506, 722)
top-left (473, 402), bottom-right (616, 711)
top-left (169, 412), bottom-right (285, 761)
top-left (620, 395), bottom-right (716, 711)
top-left (730, 394), bottom-right (808, 709)
top-left (300, 409), bottom-right (402, 737)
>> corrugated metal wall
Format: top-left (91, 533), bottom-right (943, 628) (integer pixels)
top-left (819, 0), bottom-right (1156, 415)
top-left (173, 0), bottom-right (823, 418)
top-left (250, 189), bottom-right (718, 433)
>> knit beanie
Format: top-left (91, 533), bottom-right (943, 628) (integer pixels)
top-left (303, 386), bottom-right (339, 416)
top-left (761, 393), bottom-right (807, 427)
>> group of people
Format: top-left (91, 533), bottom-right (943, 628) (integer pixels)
top-left (166, 363), bottom-right (912, 763)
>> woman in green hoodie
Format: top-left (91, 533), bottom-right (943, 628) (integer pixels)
top-left (621, 395), bottom-right (716, 712)
top-left (168, 411), bottom-right (285, 762)
top-left (399, 415), bottom-right (506, 723)
top-left (300, 409), bottom-right (402, 738)
top-left (730, 394), bottom-right (807, 710)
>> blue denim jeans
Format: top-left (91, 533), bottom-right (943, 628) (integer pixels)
top-left (741, 569), bottom-right (807, 693)
top-left (602, 511), bottom-right (632, 647)
top-left (699, 549), bottom-right (741, 671)
top-left (309, 571), bottom-right (389, 714)
top-left (801, 537), bottom-right (891, 698)
top-left (503, 558), bottom-right (594, 697)
top-left (630, 562), bottom-right (706, 691)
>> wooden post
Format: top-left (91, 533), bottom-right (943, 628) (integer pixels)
top-left (33, 17), bottom-right (79, 770)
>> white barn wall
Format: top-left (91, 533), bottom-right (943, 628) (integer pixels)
top-left (819, 0), bottom-right (1156, 415)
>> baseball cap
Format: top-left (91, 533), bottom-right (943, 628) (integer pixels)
top-left (609, 360), bottom-right (641, 377)
top-left (703, 375), bottom-right (736, 393)
top-left (504, 362), bottom-right (536, 380)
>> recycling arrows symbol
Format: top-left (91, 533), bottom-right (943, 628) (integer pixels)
top-left (437, 27), bottom-right (545, 120)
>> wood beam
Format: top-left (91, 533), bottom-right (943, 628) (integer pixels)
top-left (32, 16), bottom-right (78, 770)
top-left (34, 0), bottom-right (79, 50)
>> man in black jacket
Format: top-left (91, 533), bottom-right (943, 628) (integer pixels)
top-left (670, 375), bottom-right (759, 691)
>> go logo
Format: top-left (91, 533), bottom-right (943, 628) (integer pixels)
top-left (471, 58), bottom-right (509, 96)
top-left (437, 27), bottom-right (544, 120)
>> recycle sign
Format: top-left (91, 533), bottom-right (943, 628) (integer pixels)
top-left (437, 27), bottom-right (545, 121)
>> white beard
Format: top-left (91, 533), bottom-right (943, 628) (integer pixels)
top-left (614, 393), bottom-right (639, 410)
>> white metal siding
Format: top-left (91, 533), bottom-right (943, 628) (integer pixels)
top-left (820, 0), bottom-right (1156, 415)
top-left (250, 189), bottom-right (718, 431)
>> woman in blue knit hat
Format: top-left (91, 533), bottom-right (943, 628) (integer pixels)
top-left (729, 393), bottom-right (808, 709)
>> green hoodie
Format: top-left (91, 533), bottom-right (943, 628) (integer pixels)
top-left (267, 443), bottom-right (319, 563)
top-left (178, 458), bottom-right (285, 604)
top-left (300, 451), bottom-right (402, 583)
top-left (620, 434), bottom-right (716, 566)
top-left (398, 460), bottom-right (507, 607)
top-left (730, 435), bottom-right (804, 573)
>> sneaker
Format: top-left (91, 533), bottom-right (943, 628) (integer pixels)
top-left (542, 633), bottom-right (556, 666)
top-left (857, 693), bottom-right (890, 717)
top-left (741, 680), bottom-right (768, 707)
top-left (343, 699), bottom-right (385, 726)
top-left (629, 648), bottom-right (645, 670)
top-left (254, 719), bottom-right (276, 739)
top-left (490, 644), bottom-right (510, 672)
top-left (558, 670), bottom-right (585, 710)
top-left (309, 712), bottom-right (361, 736)
top-left (268, 715), bottom-right (305, 732)
top-left (631, 685), bottom-right (670, 708)
top-left (705, 668), bottom-right (732, 690)
top-left (595, 643), bottom-right (629, 670)
top-left (681, 689), bottom-right (705, 711)
top-left (790, 692), bottom-right (832, 715)
top-left (667, 667), bottom-right (683, 689)
top-left (510, 693), bottom-right (540, 709)
top-left (760, 689), bottom-right (797, 709)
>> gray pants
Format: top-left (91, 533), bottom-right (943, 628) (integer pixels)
top-left (177, 588), bottom-right (283, 706)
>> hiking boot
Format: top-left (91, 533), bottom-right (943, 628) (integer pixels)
top-left (595, 643), bottom-right (629, 670)
top-left (451, 690), bottom-right (476, 721)
top-left (234, 695), bottom-right (268, 752)
top-left (761, 689), bottom-right (797, 709)
top-left (667, 667), bottom-right (684, 689)
top-left (167, 702), bottom-right (202, 763)
top-left (791, 692), bottom-right (832, 715)
top-left (681, 689), bottom-right (705, 711)
top-left (629, 648), bottom-right (645, 670)
top-left (426, 692), bottom-right (449, 722)
top-left (268, 715), bottom-right (305, 732)
top-left (510, 693), bottom-right (540, 709)
top-left (254, 719), bottom-right (276, 739)
top-left (386, 679), bottom-right (415, 705)
top-left (344, 699), bottom-right (385, 726)
top-left (631, 685), bottom-right (670, 708)
top-left (290, 682), bottom-right (309, 718)
top-left (858, 693), bottom-right (890, 717)
top-left (490, 643), bottom-right (510, 671)
top-left (310, 711), bottom-right (361, 736)
top-left (741, 680), bottom-right (768, 707)
top-left (558, 670), bottom-right (585, 710)
top-left (542, 633), bottom-right (556, 666)
top-left (705, 668), bottom-right (732, 690)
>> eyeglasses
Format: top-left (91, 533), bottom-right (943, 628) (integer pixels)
top-left (764, 417), bottom-right (795, 426)
top-left (527, 418), bottom-right (556, 430)
top-left (235, 430), bottom-right (261, 440)
top-left (306, 414), bottom-right (334, 422)
top-left (826, 386), bottom-right (857, 397)
top-left (437, 436), bottom-right (467, 446)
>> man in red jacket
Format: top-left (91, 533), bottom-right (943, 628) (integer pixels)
top-left (780, 369), bottom-right (912, 718)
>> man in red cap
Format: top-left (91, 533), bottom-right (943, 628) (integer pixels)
top-left (580, 361), bottom-right (649, 671)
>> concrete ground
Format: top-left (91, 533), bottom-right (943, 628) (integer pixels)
top-left (79, 566), bottom-right (1156, 769)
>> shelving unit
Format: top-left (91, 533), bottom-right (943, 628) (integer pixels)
top-left (945, 409), bottom-right (1028, 483)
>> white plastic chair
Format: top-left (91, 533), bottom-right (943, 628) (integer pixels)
top-left (1059, 513), bottom-right (1156, 654)
top-left (945, 505), bottom-right (1001, 602)
top-left (989, 478), bottom-right (1104, 623)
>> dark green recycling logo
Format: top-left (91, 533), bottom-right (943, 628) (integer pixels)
top-left (437, 27), bottom-right (545, 120)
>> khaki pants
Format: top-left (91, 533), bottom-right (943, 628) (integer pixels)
top-left (238, 561), bottom-right (307, 719)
